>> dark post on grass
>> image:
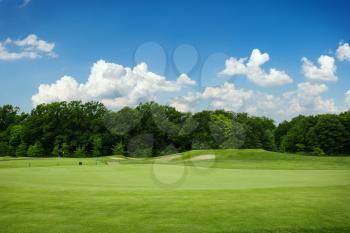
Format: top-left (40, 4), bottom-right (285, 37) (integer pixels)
top-left (79, 161), bottom-right (83, 166)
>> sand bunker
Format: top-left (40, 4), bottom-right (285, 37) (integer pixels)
top-left (189, 154), bottom-right (216, 161)
top-left (110, 157), bottom-right (125, 160)
top-left (155, 154), bottom-right (182, 161)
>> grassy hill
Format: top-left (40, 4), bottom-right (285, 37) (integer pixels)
top-left (0, 150), bottom-right (350, 232)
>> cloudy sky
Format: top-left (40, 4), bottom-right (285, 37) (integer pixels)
top-left (0, 0), bottom-right (350, 122)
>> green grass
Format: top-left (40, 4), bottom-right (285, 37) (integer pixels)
top-left (1, 150), bottom-right (350, 233)
top-left (178, 149), bottom-right (350, 170)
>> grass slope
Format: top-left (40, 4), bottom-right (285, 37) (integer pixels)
top-left (1, 150), bottom-right (350, 233)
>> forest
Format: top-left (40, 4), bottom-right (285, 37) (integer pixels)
top-left (0, 101), bottom-right (349, 157)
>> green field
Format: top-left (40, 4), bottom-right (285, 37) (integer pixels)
top-left (1, 149), bottom-right (350, 233)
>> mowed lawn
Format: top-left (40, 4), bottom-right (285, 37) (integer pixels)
top-left (1, 150), bottom-right (350, 233)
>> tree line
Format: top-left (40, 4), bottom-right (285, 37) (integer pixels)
top-left (0, 101), bottom-right (349, 157)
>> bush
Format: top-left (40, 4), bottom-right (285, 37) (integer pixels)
top-left (15, 143), bottom-right (27, 157)
top-left (52, 144), bottom-right (60, 157)
top-left (92, 136), bottom-right (102, 156)
top-left (112, 142), bottom-right (124, 155)
top-left (295, 143), bottom-right (305, 152)
top-left (60, 143), bottom-right (70, 157)
top-left (311, 147), bottom-right (326, 156)
top-left (74, 146), bottom-right (86, 157)
top-left (0, 141), bottom-right (9, 156)
top-left (27, 142), bottom-right (44, 157)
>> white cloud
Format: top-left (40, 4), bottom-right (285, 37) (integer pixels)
top-left (219, 49), bottom-right (293, 87)
top-left (32, 76), bottom-right (81, 104)
top-left (169, 92), bottom-right (201, 112)
top-left (31, 53), bottom-right (344, 121)
top-left (170, 82), bottom-right (254, 112)
top-left (32, 60), bottom-right (196, 108)
top-left (302, 55), bottom-right (337, 82)
top-left (297, 82), bottom-right (328, 96)
top-left (169, 81), bottom-right (339, 121)
top-left (176, 73), bottom-right (196, 86)
top-left (293, 82), bottom-right (336, 112)
top-left (0, 34), bottom-right (55, 61)
top-left (15, 34), bottom-right (54, 53)
top-left (346, 90), bottom-right (350, 105)
top-left (250, 82), bottom-right (337, 119)
top-left (336, 42), bottom-right (350, 62)
top-left (201, 82), bottom-right (253, 110)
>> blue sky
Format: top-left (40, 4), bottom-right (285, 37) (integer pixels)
top-left (0, 0), bottom-right (350, 121)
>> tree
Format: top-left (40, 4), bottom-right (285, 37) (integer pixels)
top-left (209, 113), bottom-right (245, 149)
top-left (112, 142), bottom-right (124, 155)
top-left (280, 116), bottom-right (317, 152)
top-left (1, 102), bottom-right (349, 158)
top-left (52, 144), bottom-right (60, 157)
top-left (104, 107), bottom-right (141, 137)
top-left (311, 146), bottom-right (326, 156)
top-left (74, 146), bottom-right (86, 157)
top-left (15, 143), bottom-right (27, 157)
top-left (306, 115), bottom-right (346, 154)
top-left (92, 135), bottom-right (102, 156)
top-left (8, 125), bottom-right (26, 156)
top-left (339, 111), bottom-right (350, 153)
top-left (60, 143), bottom-right (70, 157)
top-left (261, 129), bottom-right (276, 151)
top-left (0, 105), bottom-right (21, 131)
top-left (24, 101), bottom-right (109, 158)
top-left (0, 141), bottom-right (8, 156)
top-left (27, 142), bottom-right (44, 157)
top-left (274, 120), bottom-right (291, 150)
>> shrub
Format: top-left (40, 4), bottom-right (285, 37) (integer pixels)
top-left (74, 146), bottom-right (86, 157)
top-left (52, 144), bottom-right (60, 157)
top-left (60, 143), bottom-right (70, 157)
top-left (112, 142), bottom-right (124, 155)
top-left (15, 143), bottom-right (27, 157)
top-left (311, 146), bottom-right (326, 156)
top-left (0, 141), bottom-right (9, 156)
top-left (27, 142), bottom-right (45, 157)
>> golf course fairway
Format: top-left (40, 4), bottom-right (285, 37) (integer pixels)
top-left (0, 149), bottom-right (350, 233)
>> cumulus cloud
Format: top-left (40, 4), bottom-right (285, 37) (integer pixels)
top-left (346, 90), bottom-right (350, 105)
top-left (0, 34), bottom-right (55, 61)
top-left (169, 82), bottom-right (253, 112)
top-left (32, 60), bottom-right (196, 108)
top-left (218, 49), bottom-right (293, 87)
top-left (302, 55), bottom-right (337, 82)
top-left (336, 42), bottom-right (350, 62)
top-left (201, 82), bottom-right (253, 110)
top-left (169, 93), bottom-right (201, 112)
top-left (170, 81), bottom-right (339, 121)
top-left (255, 82), bottom-right (338, 119)
top-left (286, 82), bottom-right (336, 113)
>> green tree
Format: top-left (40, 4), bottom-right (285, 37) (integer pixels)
top-left (52, 144), bottom-right (60, 157)
top-left (306, 115), bottom-right (346, 154)
top-left (112, 142), bottom-right (124, 155)
top-left (15, 143), bottom-right (27, 157)
top-left (60, 143), bottom-right (70, 157)
top-left (8, 125), bottom-right (26, 155)
top-left (92, 135), bottom-right (102, 156)
top-left (280, 116), bottom-right (317, 152)
top-left (209, 113), bottom-right (245, 149)
top-left (274, 120), bottom-right (292, 150)
top-left (0, 141), bottom-right (8, 156)
top-left (339, 111), bottom-right (350, 153)
top-left (74, 146), bottom-right (86, 157)
top-left (262, 129), bottom-right (276, 151)
top-left (0, 105), bottom-right (21, 131)
top-left (311, 146), bottom-right (326, 156)
top-left (27, 142), bottom-right (45, 157)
